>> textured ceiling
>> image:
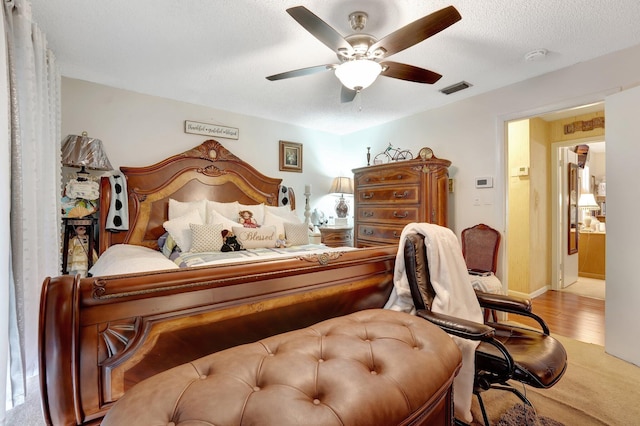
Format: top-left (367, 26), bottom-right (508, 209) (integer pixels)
top-left (29, 0), bottom-right (640, 135)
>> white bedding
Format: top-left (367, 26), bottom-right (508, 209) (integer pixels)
top-left (89, 243), bottom-right (355, 277)
top-left (89, 244), bottom-right (180, 276)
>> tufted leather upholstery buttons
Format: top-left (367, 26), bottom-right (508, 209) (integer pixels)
top-left (102, 309), bottom-right (461, 426)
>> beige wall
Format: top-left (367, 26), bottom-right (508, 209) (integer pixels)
top-left (506, 118), bottom-right (551, 294)
top-left (529, 117), bottom-right (551, 294)
top-left (507, 120), bottom-right (530, 293)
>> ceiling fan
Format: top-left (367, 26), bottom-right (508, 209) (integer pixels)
top-left (266, 5), bottom-right (462, 103)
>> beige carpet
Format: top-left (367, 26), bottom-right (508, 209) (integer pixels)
top-left (560, 277), bottom-right (605, 299)
top-left (469, 334), bottom-right (640, 425)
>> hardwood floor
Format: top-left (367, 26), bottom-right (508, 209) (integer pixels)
top-left (510, 290), bottom-right (605, 346)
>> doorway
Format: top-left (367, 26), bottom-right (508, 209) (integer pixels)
top-left (505, 102), bottom-right (605, 297)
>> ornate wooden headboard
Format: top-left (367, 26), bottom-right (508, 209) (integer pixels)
top-left (98, 140), bottom-right (295, 253)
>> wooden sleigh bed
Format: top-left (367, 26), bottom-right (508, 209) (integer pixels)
top-left (39, 140), bottom-right (397, 425)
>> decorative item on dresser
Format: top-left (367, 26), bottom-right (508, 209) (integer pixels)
top-left (353, 148), bottom-right (451, 247)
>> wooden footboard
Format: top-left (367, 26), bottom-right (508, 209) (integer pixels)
top-left (39, 245), bottom-right (396, 425)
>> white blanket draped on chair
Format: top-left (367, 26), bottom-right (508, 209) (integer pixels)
top-left (385, 222), bottom-right (483, 424)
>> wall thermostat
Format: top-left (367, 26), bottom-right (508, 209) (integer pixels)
top-left (475, 177), bottom-right (493, 188)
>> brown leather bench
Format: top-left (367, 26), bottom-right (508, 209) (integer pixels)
top-left (101, 309), bottom-right (461, 425)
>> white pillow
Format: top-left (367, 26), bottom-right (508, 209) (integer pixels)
top-left (208, 210), bottom-right (239, 231)
top-left (190, 223), bottom-right (224, 252)
top-left (232, 225), bottom-right (277, 249)
top-left (168, 199), bottom-right (207, 222)
top-left (163, 209), bottom-right (203, 252)
top-left (264, 204), bottom-right (291, 215)
top-left (284, 222), bottom-right (310, 246)
top-left (263, 210), bottom-right (286, 238)
top-left (265, 204), bottom-right (301, 223)
top-left (89, 244), bottom-right (179, 276)
top-left (237, 203), bottom-right (265, 225)
top-left (206, 200), bottom-right (239, 220)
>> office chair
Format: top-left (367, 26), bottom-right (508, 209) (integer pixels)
top-left (403, 232), bottom-right (567, 426)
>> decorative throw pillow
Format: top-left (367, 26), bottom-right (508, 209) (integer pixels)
top-left (284, 222), bottom-right (310, 246)
top-left (168, 199), bottom-right (207, 222)
top-left (159, 232), bottom-right (179, 258)
top-left (162, 209), bottom-right (203, 252)
top-left (238, 209), bottom-right (260, 228)
top-left (238, 203), bottom-right (265, 225)
top-left (189, 223), bottom-right (224, 252)
top-left (206, 200), bottom-right (240, 220)
top-left (232, 225), bottom-right (277, 249)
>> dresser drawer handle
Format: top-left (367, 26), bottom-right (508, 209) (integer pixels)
top-left (363, 229), bottom-right (374, 236)
top-left (363, 211), bottom-right (374, 217)
top-left (362, 192), bottom-right (374, 199)
top-left (397, 175), bottom-right (403, 179)
top-left (393, 191), bottom-right (409, 198)
top-left (393, 211), bottom-right (409, 218)
top-left (393, 231), bottom-right (401, 239)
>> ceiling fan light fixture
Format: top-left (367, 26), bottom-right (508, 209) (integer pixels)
top-left (335, 60), bottom-right (382, 91)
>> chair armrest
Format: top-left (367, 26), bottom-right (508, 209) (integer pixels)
top-left (415, 309), bottom-right (495, 341)
top-left (475, 290), bottom-right (550, 335)
top-left (415, 308), bottom-right (516, 382)
top-left (475, 290), bottom-right (532, 312)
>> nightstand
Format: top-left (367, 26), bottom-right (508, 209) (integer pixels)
top-left (319, 225), bottom-right (353, 248)
top-left (62, 216), bottom-right (98, 274)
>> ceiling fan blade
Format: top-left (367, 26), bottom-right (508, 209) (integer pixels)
top-left (368, 6), bottom-right (461, 58)
top-left (340, 86), bottom-right (357, 103)
top-left (380, 61), bottom-right (442, 84)
top-left (266, 64), bottom-right (335, 81)
top-left (286, 6), bottom-right (354, 57)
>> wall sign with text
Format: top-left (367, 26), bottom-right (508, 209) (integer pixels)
top-left (184, 120), bottom-right (239, 140)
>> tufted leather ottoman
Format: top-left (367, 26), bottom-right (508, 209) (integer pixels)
top-left (102, 309), bottom-right (461, 426)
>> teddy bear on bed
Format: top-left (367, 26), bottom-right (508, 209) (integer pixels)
top-left (221, 229), bottom-right (244, 252)
top-left (275, 234), bottom-right (288, 248)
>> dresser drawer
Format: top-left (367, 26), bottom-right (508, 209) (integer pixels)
top-left (356, 206), bottom-right (420, 223)
top-left (357, 185), bottom-right (420, 205)
top-left (356, 223), bottom-right (405, 244)
top-left (355, 167), bottom-right (421, 187)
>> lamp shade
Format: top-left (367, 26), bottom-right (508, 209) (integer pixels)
top-left (61, 133), bottom-right (113, 171)
top-left (334, 60), bottom-right (382, 91)
top-left (578, 192), bottom-right (599, 210)
top-left (329, 177), bottom-right (354, 195)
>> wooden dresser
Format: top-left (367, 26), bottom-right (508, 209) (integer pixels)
top-left (352, 156), bottom-right (451, 247)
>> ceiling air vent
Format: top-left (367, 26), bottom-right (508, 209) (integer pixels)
top-left (440, 81), bottom-right (472, 95)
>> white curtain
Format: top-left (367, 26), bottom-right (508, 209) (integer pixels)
top-left (2, 0), bottom-right (61, 422)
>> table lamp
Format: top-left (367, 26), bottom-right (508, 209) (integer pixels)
top-left (578, 192), bottom-right (600, 230)
top-left (61, 132), bottom-right (113, 180)
top-left (329, 176), bottom-right (354, 225)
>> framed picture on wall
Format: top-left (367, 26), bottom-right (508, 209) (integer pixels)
top-left (279, 141), bottom-right (303, 173)
top-left (568, 162), bottom-right (579, 255)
